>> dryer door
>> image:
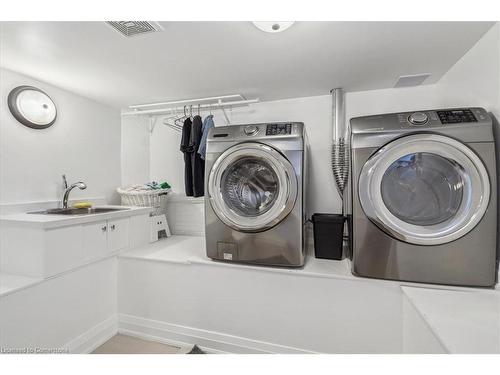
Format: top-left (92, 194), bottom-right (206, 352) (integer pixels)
top-left (359, 134), bottom-right (490, 245)
top-left (208, 142), bottom-right (298, 232)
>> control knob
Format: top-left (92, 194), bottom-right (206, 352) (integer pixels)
top-left (244, 125), bottom-right (259, 135)
top-left (408, 112), bottom-right (428, 125)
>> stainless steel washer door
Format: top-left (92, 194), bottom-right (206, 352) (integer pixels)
top-left (359, 134), bottom-right (490, 245)
top-left (208, 142), bottom-right (298, 232)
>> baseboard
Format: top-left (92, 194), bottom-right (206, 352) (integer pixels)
top-left (118, 314), bottom-right (318, 354)
top-left (64, 315), bottom-right (118, 353)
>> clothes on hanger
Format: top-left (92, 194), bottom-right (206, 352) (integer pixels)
top-left (180, 117), bottom-right (194, 196)
top-left (197, 114), bottom-right (214, 160)
top-left (189, 115), bottom-right (205, 197)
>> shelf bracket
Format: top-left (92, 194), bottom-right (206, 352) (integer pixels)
top-left (149, 116), bottom-right (158, 133)
top-left (219, 99), bottom-right (231, 125)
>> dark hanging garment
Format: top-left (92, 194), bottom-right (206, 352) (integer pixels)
top-left (180, 117), bottom-right (194, 196)
top-left (190, 115), bottom-right (205, 197)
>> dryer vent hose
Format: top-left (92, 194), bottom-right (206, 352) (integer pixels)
top-left (331, 88), bottom-right (350, 200)
top-left (331, 138), bottom-right (349, 199)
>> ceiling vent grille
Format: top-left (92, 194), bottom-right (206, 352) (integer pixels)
top-left (106, 21), bottom-right (163, 37)
top-left (394, 73), bottom-right (431, 88)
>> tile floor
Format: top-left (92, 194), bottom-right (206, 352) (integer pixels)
top-left (92, 334), bottom-right (182, 354)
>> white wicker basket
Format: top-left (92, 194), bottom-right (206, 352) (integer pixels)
top-left (117, 187), bottom-right (171, 213)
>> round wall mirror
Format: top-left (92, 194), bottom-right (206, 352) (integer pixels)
top-left (7, 86), bottom-right (57, 129)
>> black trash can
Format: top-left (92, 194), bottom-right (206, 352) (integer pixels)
top-left (312, 213), bottom-right (344, 260)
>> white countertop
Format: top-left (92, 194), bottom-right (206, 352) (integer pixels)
top-left (0, 205), bottom-right (153, 229)
top-left (402, 286), bottom-right (500, 353)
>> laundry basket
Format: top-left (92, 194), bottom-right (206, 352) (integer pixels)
top-left (117, 187), bottom-right (171, 215)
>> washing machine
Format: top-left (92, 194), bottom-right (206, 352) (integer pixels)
top-left (350, 108), bottom-right (497, 287)
top-left (205, 122), bottom-right (307, 267)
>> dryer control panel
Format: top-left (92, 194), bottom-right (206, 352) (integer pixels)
top-left (437, 109), bottom-right (477, 124)
top-left (391, 107), bottom-right (489, 129)
top-left (266, 123), bottom-right (293, 135)
top-left (350, 107), bottom-right (493, 144)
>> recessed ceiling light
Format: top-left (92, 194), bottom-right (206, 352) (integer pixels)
top-left (252, 21), bottom-right (295, 33)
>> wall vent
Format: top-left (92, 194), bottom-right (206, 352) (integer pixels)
top-left (106, 21), bottom-right (163, 37)
top-left (394, 73), bottom-right (431, 88)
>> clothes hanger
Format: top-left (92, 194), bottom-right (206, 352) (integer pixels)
top-left (174, 105), bottom-right (188, 127)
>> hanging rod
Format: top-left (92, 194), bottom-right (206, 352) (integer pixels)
top-left (122, 98), bottom-right (259, 116)
top-left (129, 94), bottom-right (246, 110)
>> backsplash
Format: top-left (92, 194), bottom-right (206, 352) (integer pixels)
top-left (162, 193), bottom-right (205, 236)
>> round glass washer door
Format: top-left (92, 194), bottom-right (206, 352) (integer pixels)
top-left (359, 134), bottom-right (490, 245)
top-left (208, 142), bottom-right (298, 232)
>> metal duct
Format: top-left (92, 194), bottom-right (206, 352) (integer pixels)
top-left (330, 88), bottom-right (349, 202)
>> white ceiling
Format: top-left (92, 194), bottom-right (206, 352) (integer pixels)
top-left (0, 21), bottom-right (495, 108)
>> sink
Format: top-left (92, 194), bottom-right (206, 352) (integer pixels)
top-left (29, 207), bottom-right (131, 215)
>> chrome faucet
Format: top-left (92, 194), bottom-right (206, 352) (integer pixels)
top-left (62, 174), bottom-right (87, 208)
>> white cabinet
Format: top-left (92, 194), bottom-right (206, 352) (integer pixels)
top-left (1, 224), bottom-right (86, 278)
top-left (83, 218), bottom-right (130, 261)
top-left (107, 217), bottom-right (130, 252)
top-left (83, 221), bottom-right (108, 261)
top-left (45, 225), bottom-right (85, 276)
top-left (0, 211), bottom-right (148, 279)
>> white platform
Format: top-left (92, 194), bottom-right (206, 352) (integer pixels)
top-left (120, 235), bottom-right (353, 279)
top-left (402, 286), bottom-right (500, 353)
top-left (0, 272), bottom-right (42, 297)
top-left (119, 235), bottom-right (402, 353)
top-left (119, 235), bottom-right (500, 353)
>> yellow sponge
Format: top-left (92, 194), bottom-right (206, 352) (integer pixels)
top-left (73, 202), bottom-right (92, 209)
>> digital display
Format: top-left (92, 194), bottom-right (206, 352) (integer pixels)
top-left (437, 109), bottom-right (477, 124)
top-left (266, 123), bottom-right (292, 135)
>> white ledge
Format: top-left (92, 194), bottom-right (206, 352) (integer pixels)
top-left (120, 235), bottom-right (362, 281)
top-left (402, 286), bottom-right (500, 353)
top-left (0, 272), bottom-right (42, 297)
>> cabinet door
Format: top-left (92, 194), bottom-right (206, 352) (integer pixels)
top-left (107, 217), bottom-right (130, 252)
top-left (82, 221), bottom-right (108, 261)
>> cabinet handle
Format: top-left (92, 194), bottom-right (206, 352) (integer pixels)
top-left (111, 224), bottom-right (116, 230)
top-left (102, 226), bottom-right (107, 232)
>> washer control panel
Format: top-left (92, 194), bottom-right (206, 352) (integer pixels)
top-left (437, 109), bottom-right (477, 124)
top-left (266, 123), bottom-right (292, 136)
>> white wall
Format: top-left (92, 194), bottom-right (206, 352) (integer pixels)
top-left (149, 119), bottom-right (186, 192)
top-left (121, 116), bottom-right (150, 187)
top-left (437, 23), bottom-right (499, 120)
top-left (0, 68), bottom-right (121, 206)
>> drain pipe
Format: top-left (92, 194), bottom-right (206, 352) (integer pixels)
top-left (330, 88), bottom-right (351, 257)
